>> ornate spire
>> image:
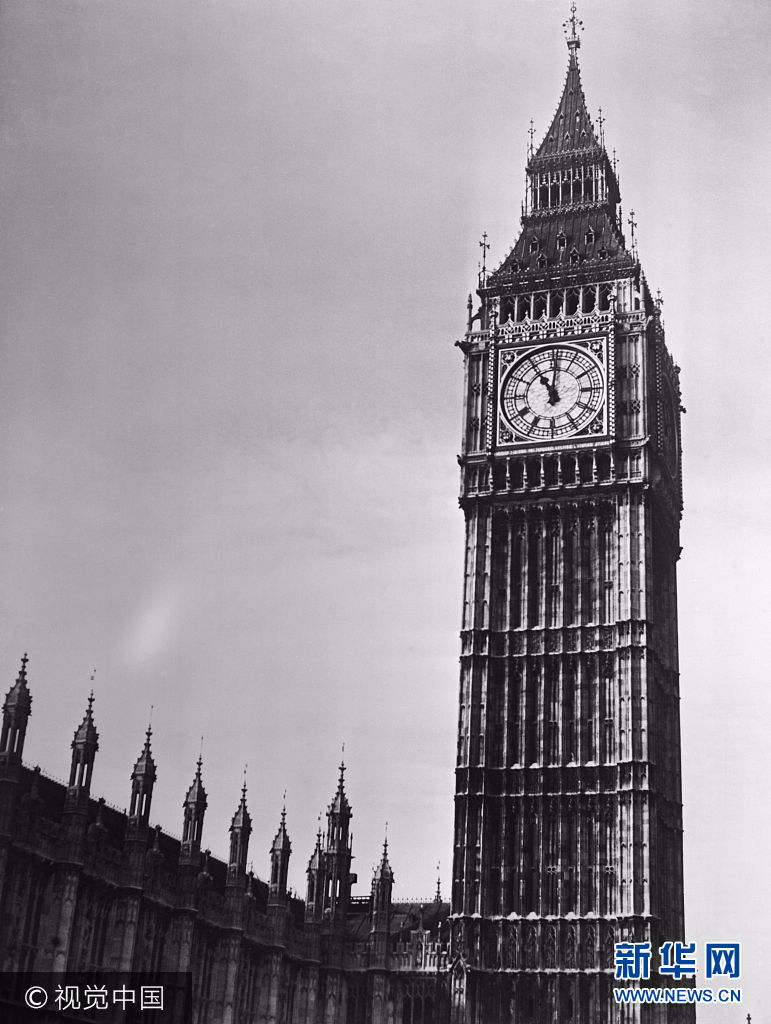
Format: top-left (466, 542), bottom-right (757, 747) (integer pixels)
top-left (272, 795), bottom-right (291, 853)
top-left (329, 756), bottom-right (350, 816)
top-left (230, 777), bottom-right (251, 832)
top-left (532, 30), bottom-right (599, 161)
top-left (72, 687), bottom-right (99, 752)
top-left (185, 754), bottom-right (207, 809)
top-left (132, 722), bottom-right (156, 779)
top-left (3, 653), bottom-right (31, 713)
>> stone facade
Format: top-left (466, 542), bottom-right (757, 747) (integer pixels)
top-left (0, 659), bottom-right (450, 1023)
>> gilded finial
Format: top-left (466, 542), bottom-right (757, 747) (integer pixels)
top-left (563, 1), bottom-right (583, 53)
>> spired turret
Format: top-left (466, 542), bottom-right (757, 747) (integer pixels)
top-left (227, 780), bottom-right (252, 885)
top-left (65, 690), bottom-right (99, 813)
top-left (323, 761), bottom-right (355, 927)
top-left (305, 823), bottom-right (325, 923)
top-left (180, 755), bottom-right (207, 867)
top-left (304, 762), bottom-right (357, 928)
top-left (128, 725), bottom-right (156, 830)
top-left (0, 654), bottom-right (32, 770)
top-left (268, 803), bottom-right (291, 906)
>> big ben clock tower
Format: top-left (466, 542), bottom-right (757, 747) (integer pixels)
top-left (450, 8), bottom-right (691, 1023)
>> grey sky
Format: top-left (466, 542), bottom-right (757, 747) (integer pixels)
top-left (1, 0), bottom-right (769, 1016)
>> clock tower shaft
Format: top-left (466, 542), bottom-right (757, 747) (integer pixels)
top-left (450, 19), bottom-right (690, 1024)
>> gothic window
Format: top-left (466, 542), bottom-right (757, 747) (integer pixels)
top-left (569, 248), bottom-right (580, 265)
top-left (534, 291), bottom-right (547, 317)
top-left (539, 184), bottom-right (549, 208)
top-left (537, 253), bottom-right (547, 269)
top-left (530, 237), bottom-right (540, 253)
top-left (599, 246), bottom-right (608, 259)
top-left (557, 231), bottom-right (567, 250)
top-left (582, 286), bottom-right (596, 313)
top-left (516, 295), bottom-right (530, 322)
top-left (599, 283), bottom-right (613, 310)
top-left (566, 288), bottom-right (580, 315)
top-left (549, 289), bottom-right (564, 317)
top-left (585, 228), bottom-right (595, 245)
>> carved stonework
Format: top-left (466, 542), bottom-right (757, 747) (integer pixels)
top-left (565, 926), bottom-right (576, 968)
top-left (544, 925), bottom-right (557, 968)
top-left (507, 924), bottom-right (520, 969)
top-left (524, 926), bottom-right (537, 969)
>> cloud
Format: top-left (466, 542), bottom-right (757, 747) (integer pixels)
top-left (119, 580), bottom-right (183, 671)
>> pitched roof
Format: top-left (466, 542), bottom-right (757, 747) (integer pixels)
top-left (534, 51), bottom-right (601, 160)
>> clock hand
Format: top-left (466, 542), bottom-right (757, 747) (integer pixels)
top-left (539, 371), bottom-right (560, 406)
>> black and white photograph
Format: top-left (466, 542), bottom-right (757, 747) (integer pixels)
top-left (0, 0), bottom-right (767, 1020)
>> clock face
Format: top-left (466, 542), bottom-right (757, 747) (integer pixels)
top-left (499, 343), bottom-right (606, 442)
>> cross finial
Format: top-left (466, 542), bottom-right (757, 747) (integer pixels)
top-left (597, 107), bottom-right (605, 147)
top-left (563, 1), bottom-right (583, 53)
top-left (528, 118), bottom-right (535, 158)
top-left (628, 209), bottom-right (638, 255)
top-left (478, 232), bottom-right (490, 286)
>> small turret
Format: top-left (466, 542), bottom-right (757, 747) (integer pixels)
top-left (321, 761), bottom-right (355, 927)
top-left (305, 822), bottom-right (324, 922)
top-left (227, 780), bottom-right (252, 884)
top-left (66, 690), bottom-right (99, 809)
top-left (370, 834), bottom-right (394, 967)
top-left (0, 654), bottom-right (32, 768)
top-left (371, 836), bottom-right (394, 918)
top-left (269, 802), bottom-right (291, 906)
top-left (128, 725), bottom-right (156, 828)
top-left (180, 755), bottom-right (207, 866)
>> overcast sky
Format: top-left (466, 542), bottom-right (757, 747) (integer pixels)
top-left (1, 0), bottom-right (769, 1016)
